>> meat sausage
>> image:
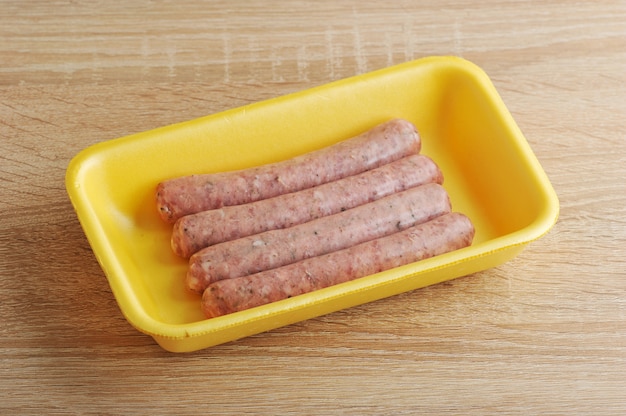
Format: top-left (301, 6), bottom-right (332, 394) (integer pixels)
top-left (172, 154), bottom-right (443, 258)
top-left (186, 183), bottom-right (452, 294)
top-left (156, 118), bottom-right (421, 223)
top-left (201, 212), bottom-right (475, 318)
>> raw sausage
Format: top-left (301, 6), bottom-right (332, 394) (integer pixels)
top-left (201, 212), bottom-right (475, 318)
top-left (156, 118), bottom-right (421, 223)
top-left (186, 183), bottom-right (451, 294)
top-left (172, 154), bottom-right (443, 258)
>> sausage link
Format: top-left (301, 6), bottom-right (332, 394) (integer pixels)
top-left (201, 212), bottom-right (475, 318)
top-left (186, 183), bottom-right (451, 294)
top-left (172, 154), bottom-right (443, 258)
top-left (156, 119), bottom-right (420, 223)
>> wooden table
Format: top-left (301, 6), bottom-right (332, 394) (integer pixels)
top-left (1, 1), bottom-right (625, 414)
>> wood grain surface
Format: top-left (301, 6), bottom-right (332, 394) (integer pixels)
top-left (1, 1), bottom-right (625, 414)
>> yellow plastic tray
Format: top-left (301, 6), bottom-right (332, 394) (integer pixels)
top-left (66, 56), bottom-right (559, 352)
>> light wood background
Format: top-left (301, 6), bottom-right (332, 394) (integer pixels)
top-left (1, 1), bottom-right (625, 414)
